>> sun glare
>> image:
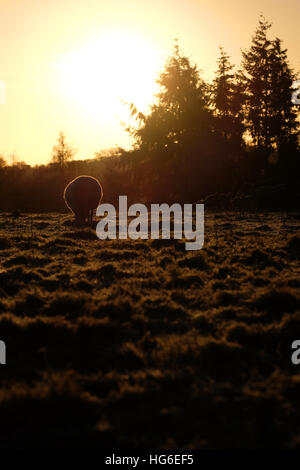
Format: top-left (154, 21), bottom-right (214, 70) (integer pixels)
top-left (56, 31), bottom-right (164, 125)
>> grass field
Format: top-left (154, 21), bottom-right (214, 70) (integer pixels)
top-left (0, 211), bottom-right (299, 449)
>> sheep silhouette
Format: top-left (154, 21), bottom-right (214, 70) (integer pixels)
top-left (64, 175), bottom-right (103, 225)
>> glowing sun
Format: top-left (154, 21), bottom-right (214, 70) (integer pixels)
top-left (56, 30), bottom-right (164, 124)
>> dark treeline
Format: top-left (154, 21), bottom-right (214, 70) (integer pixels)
top-left (0, 15), bottom-right (299, 212)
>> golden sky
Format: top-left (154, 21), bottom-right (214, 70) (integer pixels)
top-left (0, 0), bottom-right (299, 165)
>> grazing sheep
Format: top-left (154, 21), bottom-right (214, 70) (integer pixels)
top-left (64, 175), bottom-right (103, 225)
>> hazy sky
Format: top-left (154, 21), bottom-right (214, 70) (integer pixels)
top-left (0, 0), bottom-right (299, 165)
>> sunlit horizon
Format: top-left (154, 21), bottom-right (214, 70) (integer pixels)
top-left (0, 0), bottom-right (299, 165)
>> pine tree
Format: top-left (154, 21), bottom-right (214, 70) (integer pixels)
top-left (268, 37), bottom-right (299, 152)
top-left (210, 48), bottom-right (246, 188)
top-left (213, 47), bottom-right (234, 118)
top-left (126, 41), bottom-right (215, 200)
top-left (130, 41), bottom-right (212, 155)
top-left (241, 15), bottom-right (274, 149)
top-left (212, 47), bottom-right (244, 149)
top-left (241, 14), bottom-right (299, 175)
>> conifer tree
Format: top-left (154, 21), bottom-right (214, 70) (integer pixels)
top-left (212, 47), bottom-right (244, 149)
top-left (268, 37), bottom-right (299, 152)
top-left (129, 41), bottom-right (212, 155)
top-left (241, 15), bottom-right (273, 149)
